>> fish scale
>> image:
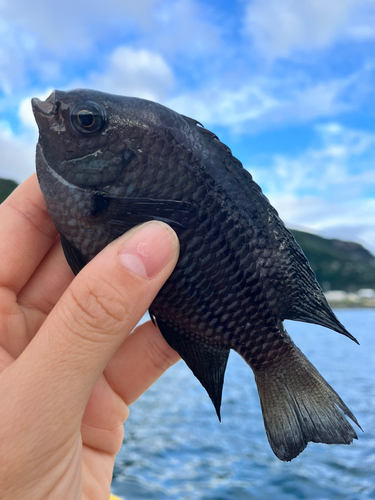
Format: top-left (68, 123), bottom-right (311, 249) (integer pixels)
top-left (33, 88), bottom-right (361, 462)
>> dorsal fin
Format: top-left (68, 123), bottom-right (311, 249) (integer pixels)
top-left (181, 114), bottom-right (236, 159)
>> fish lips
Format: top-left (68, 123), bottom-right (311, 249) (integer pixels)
top-left (32, 91), bottom-right (60, 136)
top-left (32, 91), bottom-right (57, 118)
top-left (32, 90), bottom-right (71, 137)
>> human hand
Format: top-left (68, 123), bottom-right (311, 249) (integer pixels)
top-left (0, 175), bottom-right (180, 500)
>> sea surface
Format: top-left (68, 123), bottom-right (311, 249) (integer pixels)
top-left (111, 309), bottom-right (375, 499)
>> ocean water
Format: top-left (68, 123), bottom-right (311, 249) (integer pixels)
top-left (111, 309), bottom-right (375, 499)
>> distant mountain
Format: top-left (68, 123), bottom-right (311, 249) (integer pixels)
top-left (290, 229), bottom-right (375, 292)
top-left (0, 178), bottom-right (373, 292)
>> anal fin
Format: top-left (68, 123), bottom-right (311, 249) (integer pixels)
top-left (60, 234), bottom-right (88, 275)
top-left (155, 316), bottom-right (229, 421)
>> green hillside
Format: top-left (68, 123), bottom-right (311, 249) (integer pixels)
top-left (0, 179), bottom-right (18, 204)
top-left (290, 229), bottom-right (375, 292)
top-left (0, 178), bottom-right (373, 292)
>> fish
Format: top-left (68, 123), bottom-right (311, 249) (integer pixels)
top-left (32, 89), bottom-right (361, 462)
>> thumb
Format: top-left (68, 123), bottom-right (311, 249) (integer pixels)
top-left (17, 221), bottom-right (179, 427)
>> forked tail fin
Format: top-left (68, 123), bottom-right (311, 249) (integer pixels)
top-left (254, 343), bottom-right (361, 461)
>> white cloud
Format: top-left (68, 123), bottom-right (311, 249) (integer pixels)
top-left (0, 123), bottom-right (36, 183)
top-left (0, 0), bottom-right (160, 54)
top-left (0, 0), bottom-right (221, 97)
top-left (0, 0), bottom-right (163, 94)
top-left (0, 18), bottom-right (34, 94)
top-left (18, 88), bottom-right (53, 130)
top-left (251, 123), bottom-right (375, 196)
top-left (151, 0), bottom-right (221, 55)
top-left (248, 123), bottom-right (375, 253)
top-left (244, 0), bottom-right (375, 59)
top-left (167, 83), bottom-right (279, 127)
top-left (0, 89), bottom-right (51, 183)
top-left (272, 194), bottom-right (375, 255)
top-left (81, 47), bottom-right (174, 102)
top-left (167, 66), bottom-right (370, 132)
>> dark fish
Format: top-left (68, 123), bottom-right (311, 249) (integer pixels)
top-left (32, 89), bottom-right (361, 461)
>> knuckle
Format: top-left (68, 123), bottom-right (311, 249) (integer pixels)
top-left (66, 276), bottom-right (130, 336)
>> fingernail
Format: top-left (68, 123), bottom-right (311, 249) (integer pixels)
top-left (118, 222), bottom-right (178, 279)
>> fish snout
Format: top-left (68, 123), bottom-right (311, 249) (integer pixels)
top-left (32, 91), bottom-right (57, 117)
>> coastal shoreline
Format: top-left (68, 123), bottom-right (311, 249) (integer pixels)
top-left (325, 289), bottom-right (375, 309)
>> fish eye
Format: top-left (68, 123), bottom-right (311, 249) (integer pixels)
top-left (70, 101), bottom-right (106, 134)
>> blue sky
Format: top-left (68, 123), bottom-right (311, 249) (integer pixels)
top-left (1, 0), bottom-right (375, 253)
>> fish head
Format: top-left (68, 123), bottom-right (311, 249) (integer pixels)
top-left (32, 88), bottom-right (188, 191)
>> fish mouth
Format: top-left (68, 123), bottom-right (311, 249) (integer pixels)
top-left (31, 91), bottom-right (57, 116)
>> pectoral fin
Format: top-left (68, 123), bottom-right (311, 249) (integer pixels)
top-left (86, 191), bottom-right (197, 239)
top-left (155, 316), bottom-right (230, 421)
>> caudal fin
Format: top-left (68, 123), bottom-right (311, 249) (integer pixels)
top-left (254, 344), bottom-right (361, 461)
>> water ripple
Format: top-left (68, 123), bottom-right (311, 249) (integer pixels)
top-left (112, 309), bottom-right (375, 499)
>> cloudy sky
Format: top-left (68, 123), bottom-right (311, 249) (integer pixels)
top-left (1, 0), bottom-right (375, 253)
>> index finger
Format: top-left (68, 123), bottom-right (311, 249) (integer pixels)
top-left (0, 174), bottom-right (57, 293)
